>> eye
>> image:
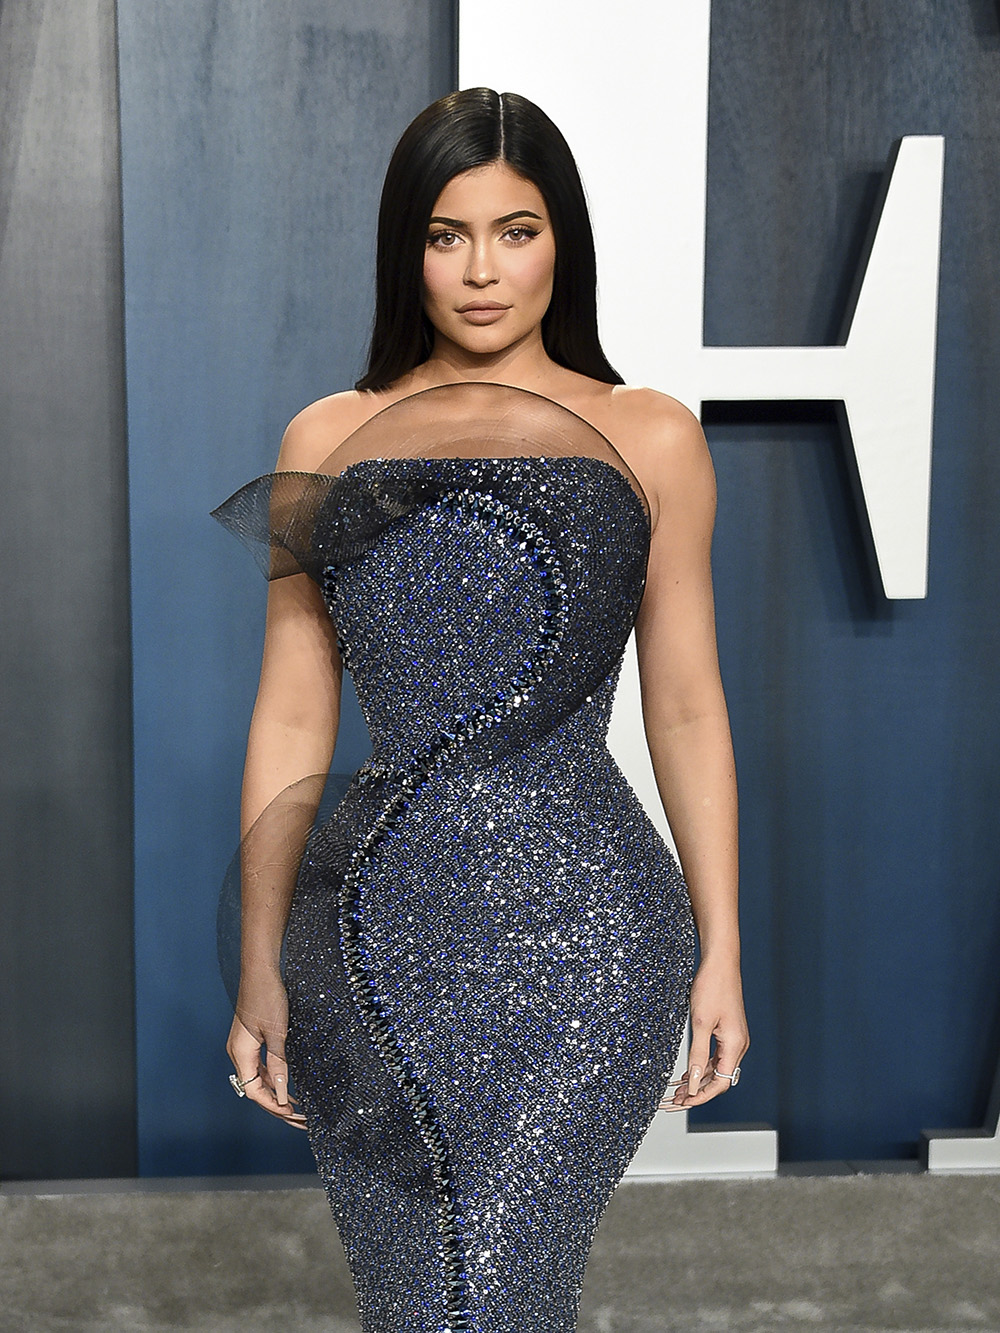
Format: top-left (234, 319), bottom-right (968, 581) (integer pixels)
top-left (427, 230), bottom-right (461, 249)
top-left (503, 225), bottom-right (539, 244)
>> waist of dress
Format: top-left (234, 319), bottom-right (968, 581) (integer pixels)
top-left (354, 725), bottom-right (613, 788)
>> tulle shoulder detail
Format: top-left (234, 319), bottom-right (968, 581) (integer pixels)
top-left (210, 382), bottom-right (650, 583)
top-left (218, 770), bottom-right (356, 1030)
top-left (211, 470), bottom-right (343, 582)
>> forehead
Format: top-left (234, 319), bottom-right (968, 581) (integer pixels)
top-left (431, 161), bottom-right (548, 217)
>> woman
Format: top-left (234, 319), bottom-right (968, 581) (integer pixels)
top-left (215, 87), bottom-right (748, 1333)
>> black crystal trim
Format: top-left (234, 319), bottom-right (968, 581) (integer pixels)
top-left (335, 487), bottom-right (568, 1332)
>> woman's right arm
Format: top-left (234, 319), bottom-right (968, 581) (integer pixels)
top-left (226, 402), bottom-right (353, 1125)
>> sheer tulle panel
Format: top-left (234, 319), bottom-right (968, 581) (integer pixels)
top-left (210, 470), bottom-right (342, 581)
top-left (217, 772), bottom-right (353, 1038)
top-left (318, 382), bottom-right (650, 521)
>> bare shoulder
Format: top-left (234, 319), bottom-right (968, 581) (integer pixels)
top-left (276, 389), bottom-right (388, 471)
top-left (609, 385), bottom-right (706, 458)
top-left (605, 386), bottom-right (714, 519)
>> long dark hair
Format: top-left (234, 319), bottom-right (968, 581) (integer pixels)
top-left (354, 88), bottom-right (623, 391)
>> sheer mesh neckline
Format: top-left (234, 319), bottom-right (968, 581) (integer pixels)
top-left (299, 381), bottom-right (651, 523)
top-left (338, 381), bottom-right (626, 457)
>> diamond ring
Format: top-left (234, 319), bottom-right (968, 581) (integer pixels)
top-left (229, 1073), bottom-right (260, 1097)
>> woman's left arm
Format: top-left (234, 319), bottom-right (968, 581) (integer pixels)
top-left (632, 395), bottom-right (749, 1108)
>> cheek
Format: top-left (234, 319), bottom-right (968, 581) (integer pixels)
top-left (512, 242), bottom-right (556, 299)
top-left (421, 256), bottom-right (440, 305)
top-left (422, 251), bottom-right (454, 306)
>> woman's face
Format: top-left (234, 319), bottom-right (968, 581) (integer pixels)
top-left (422, 160), bottom-right (556, 358)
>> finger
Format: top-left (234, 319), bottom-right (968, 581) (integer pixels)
top-left (241, 1056), bottom-right (306, 1125)
top-left (674, 1060), bottom-right (744, 1109)
top-left (710, 1051), bottom-right (745, 1090)
top-left (687, 1033), bottom-right (711, 1099)
top-left (244, 1075), bottom-right (303, 1118)
top-left (665, 1065), bottom-right (716, 1108)
top-left (260, 1030), bottom-right (288, 1095)
top-left (266, 1051), bottom-right (290, 1107)
top-left (243, 1077), bottom-right (308, 1125)
top-left (265, 1048), bottom-right (302, 1120)
top-left (230, 1048), bottom-right (264, 1092)
top-left (659, 1080), bottom-right (697, 1111)
top-left (662, 1071), bottom-right (695, 1098)
top-left (661, 1081), bottom-right (692, 1110)
top-left (680, 1066), bottom-right (714, 1088)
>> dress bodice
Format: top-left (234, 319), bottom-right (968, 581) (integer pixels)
top-left (320, 453), bottom-right (645, 776)
top-left (213, 383), bottom-right (651, 776)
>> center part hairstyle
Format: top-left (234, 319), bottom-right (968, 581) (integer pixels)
top-left (355, 87), bottom-right (623, 391)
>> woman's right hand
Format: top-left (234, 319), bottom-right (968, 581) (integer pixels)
top-left (226, 979), bottom-right (308, 1129)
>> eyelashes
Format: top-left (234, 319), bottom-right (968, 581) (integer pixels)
top-left (426, 226), bottom-right (540, 250)
top-left (426, 231), bottom-right (460, 249)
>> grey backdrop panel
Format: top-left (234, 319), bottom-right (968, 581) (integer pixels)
top-left (0, 0), bottom-right (136, 1177)
top-left (117, 0), bottom-right (456, 1174)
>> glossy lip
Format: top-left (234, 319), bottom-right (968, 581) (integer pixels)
top-left (456, 300), bottom-right (510, 312)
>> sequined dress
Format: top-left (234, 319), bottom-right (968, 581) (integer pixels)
top-left (213, 382), bottom-right (696, 1333)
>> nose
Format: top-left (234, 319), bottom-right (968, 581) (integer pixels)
top-left (464, 238), bottom-right (499, 288)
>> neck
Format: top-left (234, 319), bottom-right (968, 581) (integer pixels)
top-left (412, 327), bottom-right (557, 392)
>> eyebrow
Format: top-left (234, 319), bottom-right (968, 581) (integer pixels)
top-left (428, 210), bottom-right (544, 228)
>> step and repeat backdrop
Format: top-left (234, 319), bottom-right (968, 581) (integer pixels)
top-left (2, 0), bottom-right (998, 1178)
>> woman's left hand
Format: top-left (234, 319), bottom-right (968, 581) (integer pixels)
top-left (660, 957), bottom-right (749, 1110)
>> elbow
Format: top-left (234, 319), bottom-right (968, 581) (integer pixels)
top-left (250, 683), bottom-right (341, 747)
top-left (640, 684), bottom-right (730, 741)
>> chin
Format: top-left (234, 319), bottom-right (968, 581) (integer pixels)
top-left (452, 331), bottom-right (521, 356)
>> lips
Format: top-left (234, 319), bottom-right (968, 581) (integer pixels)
top-left (457, 301), bottom-right (510, 312)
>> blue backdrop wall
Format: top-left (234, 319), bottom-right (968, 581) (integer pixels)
top-left (4, 0), bottom-right (986, 1176)
top-left (117, 0), bottom-right (456, 1175)
top-left (689, 1), bottom-right (1000, 1160)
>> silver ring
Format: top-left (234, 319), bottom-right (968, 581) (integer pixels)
top-left (713, 1066), bottom-right (741, 1086)
top-left (229, 1073), bottom-right (260, 1097)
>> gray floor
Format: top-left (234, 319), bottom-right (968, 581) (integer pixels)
top-left (2, 1171), bottom-right (999, 1332)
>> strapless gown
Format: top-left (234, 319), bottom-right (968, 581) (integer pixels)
top-left (213, 382), bottom-right (695, 1333)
